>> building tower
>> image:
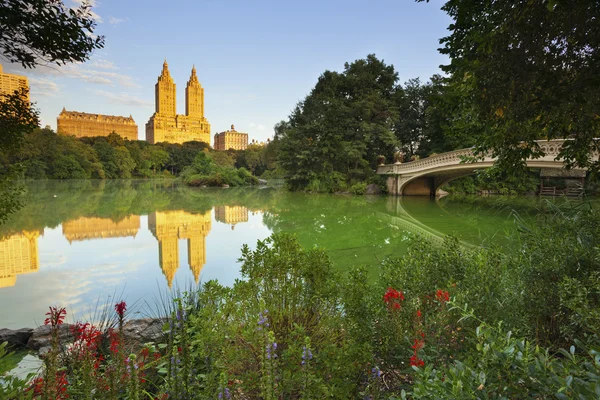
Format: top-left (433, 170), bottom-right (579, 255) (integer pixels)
top-left (185, 65), bottom-right (204, 117)
top-left (0, 64), bottom-right (30, 103)
top-left (155, 60), bottom-right (176, 116)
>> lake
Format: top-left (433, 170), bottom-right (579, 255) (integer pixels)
top-left (0, 180), bottom-right (542, 329)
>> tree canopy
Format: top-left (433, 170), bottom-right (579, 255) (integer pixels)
top-left (420, 0), bottom-right (600, 174)
top-left (0, 0), bottom-right (105, 68)
top-left (278, 54), bottom-right (399, 191)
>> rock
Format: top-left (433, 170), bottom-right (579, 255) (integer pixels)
top-left (122, 318), bottom-right (164, 346)
top-left (221, 184), bottom-right (230, 188)
top-left (27, 324), bottom-right (74, 350)
top-left (258, 179), bottom-right (268, 185)
top-left (365, 184), bottom-right (382, 195)
top-left (0, 328), bottom-right (34, 348)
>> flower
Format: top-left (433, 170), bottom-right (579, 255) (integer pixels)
top-left (416, 309), bottom-right (422, 317)
top-left (383, 287), bottom-right (404, 303)
top-left (371, 366), bottom-right (382, 378)
top-left (411, 339), bottom-right (425, 350)
top-left (383, 287), bottom-right (405, 310)
top-left (266, 342), bottom-right (277, 359)
top-left (115, 301), bottom-right (127, 317)
top-left (435, 290), bottom-right (450, 303)
top-left (44, 306), bottom-right (67, 327)
top-left (410, 354), bottom-right (425, 367)
top-left (301, 345), bottom-right (313, 365)
top-left (257, 309), bottom-right (270, 330)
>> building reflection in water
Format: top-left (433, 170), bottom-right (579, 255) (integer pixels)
top-left (214, 206), bottom-right (248, 230)
top-left (62, 216), bottom-right (140, 242)
top-left (148, 211), bottom-right (211, 287)
top-left (0, 231), bottom-right (42, 288)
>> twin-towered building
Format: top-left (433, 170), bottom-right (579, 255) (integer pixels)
top-left (52, 60), bottom-right (264, 148)
top-left (145, 61), bottom-right (211, 144)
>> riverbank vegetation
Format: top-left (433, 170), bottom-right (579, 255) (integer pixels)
top-left (2, 202), bottom-right (599, 399)
top-left (0, 127), bottom-right (279, 185)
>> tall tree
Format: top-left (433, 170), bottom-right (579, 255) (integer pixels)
top-left (0, 89), bottom-right (38, 223)
top-left (419, 0), bottom-right (600, 174)
top-left (278, 55), bottom-right (399, 190)
top-left (0, 0), bottom-right (103, 222)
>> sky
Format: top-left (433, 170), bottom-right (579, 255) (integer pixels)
top-left (3, 0), bottom-right (452, 142)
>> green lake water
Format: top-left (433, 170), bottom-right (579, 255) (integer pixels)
top-left (0, 180), bottom-right (547, 329)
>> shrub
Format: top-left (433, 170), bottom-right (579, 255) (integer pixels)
top-left (350, 182), bottom-right (367, 195)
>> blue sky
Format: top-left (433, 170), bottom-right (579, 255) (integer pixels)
top-left (4, 0), bottom-right (451, 142)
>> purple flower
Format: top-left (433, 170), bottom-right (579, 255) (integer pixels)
top-left (371, 366), bottom-right (381, 378)
top-left (257, 310), bottom-right (270, 329)
top-left (302, 345), bottom-right (313, 365)
top-left (266, 342), bottom-right (278, 359)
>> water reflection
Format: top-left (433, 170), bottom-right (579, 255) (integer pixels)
top-left (148, 211), bottom-right (211, 286)
top-left (0, 180), bottom-right (547, 329)
top-left (0, 230), bottom-right (42, 288)
top-left (62, 216), bottom-right (141, 242)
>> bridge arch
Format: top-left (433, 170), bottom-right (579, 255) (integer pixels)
top-left (377, 140), bottom-right (591, 196)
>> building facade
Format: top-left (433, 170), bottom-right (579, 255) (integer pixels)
top-left (145, 61), bottom-right (211, 144)
top-left (213, 125), bottom-right (248, 150)
top-left (0, 64), bottom-right (29, 102)
top-left (57, 108), bottom-right (138, 140)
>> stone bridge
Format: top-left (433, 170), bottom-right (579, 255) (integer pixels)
top-left (377, 139), bottom-right (590, 196)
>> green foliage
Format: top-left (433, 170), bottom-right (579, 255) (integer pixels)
top-left (1, 128), bottom-right (217, 180)
top-left (443, 168), bottom-right (539, 195)
top-left (419, 0), bottom-right (600, 175)
top-left (350, 182), bottom-right (367, 195)
top-left (183, 151), bottom-right (259, 187)
top-left (0, 342), bottom-right (32, 399)
top-left (412, 318), bottom-right (600, 400)
top-left (0, 88), bottom-right (39, 224)
top-left (517, 202), bottom-right (600, 346)
top-left (0, 0), bottom-right (104, 68)
top-left (278, 54), bottom-right (399, 191)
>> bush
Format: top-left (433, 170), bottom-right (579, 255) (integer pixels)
top-left (350, 182), bottom-right (367, 195)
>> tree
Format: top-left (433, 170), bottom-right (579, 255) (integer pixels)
top-left (0, 0), bottom-right (105, 68)
top-left (278, 55), bottom-right (399, 190)
top-left (0, 0), bottom-right (103, 223)
top-left (394, 78), bottom-right (426, 157)
top-left (0, 88), bottom-right (39, 223)
top-left (419, 0), bottom-right (600, 174)
top-left (144, 146), bottom-right (169, 174)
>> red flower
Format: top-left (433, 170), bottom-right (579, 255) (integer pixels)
top-left (410, 354), bottom-right (425, 367)
top-left (383, 287), bottom-right (405, 302)
top-left (383, 287), bottom-right (405, 310)
top-left (44, 306), bottom-right (67, 327)
top-left (416, 309), bottom-right (422, 317)
top-left (115, 301), bottom-right (127, 318)
top-left (411, 339), bottom-right (425, 350)
top-left (435, 290), bottom-right (450, 303)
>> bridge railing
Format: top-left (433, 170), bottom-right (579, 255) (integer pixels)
top-left (377, 139), bottom-right (569, 175)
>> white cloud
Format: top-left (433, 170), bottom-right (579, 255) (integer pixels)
top-left (94, 90), bottom-right (153, 108)
top-left (4, 61), bottom-right (141, 88)
top-left (29, 77), bottom-right (60, 97)
top-left (249, 122), bottom-right (266, 132)
top-left (109, 16), bottom-right (129, 25)
top-left (90, 59), bottom-right (118, 70)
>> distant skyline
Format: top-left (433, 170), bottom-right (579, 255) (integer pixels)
top-left (3, 0), bottom-right (451, 142)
